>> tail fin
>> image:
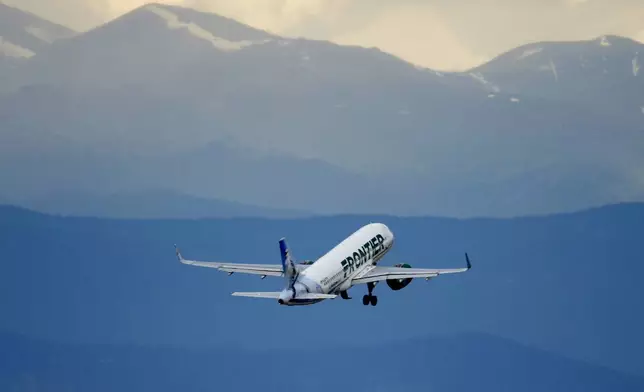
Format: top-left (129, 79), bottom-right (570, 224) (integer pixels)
top-left (279, 238), bottom-right (297, 286)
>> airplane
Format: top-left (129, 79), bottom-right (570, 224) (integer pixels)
top-left (175, 222), bottom-right (471, 306)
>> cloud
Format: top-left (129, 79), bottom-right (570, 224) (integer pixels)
top-left (566, 0), bottom-right (590, 6)
top-left (329, 4), bottom-right (488, 71)
top-left (637, 30), bottom-right (644, 43)
top-left (184, 0), bottom-right (367, 38)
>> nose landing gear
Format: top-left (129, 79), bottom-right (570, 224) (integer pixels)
top-left (362, 282), bottom-right (378, 306)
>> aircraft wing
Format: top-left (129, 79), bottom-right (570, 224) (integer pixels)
top-left (352, 253), bottom-right (472, 285)
top-left (175, 245), bottom-right (284, 277)
top-left (231, 292), bottom-right (337, 299)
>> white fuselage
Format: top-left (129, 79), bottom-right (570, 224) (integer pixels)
top-left (282, 223), bottom-right (394, 305)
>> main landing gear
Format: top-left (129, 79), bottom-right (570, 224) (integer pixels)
top-left (362, 282), bottom-right (378, 306)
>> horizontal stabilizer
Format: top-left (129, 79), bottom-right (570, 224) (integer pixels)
top-left (231, 292), bottom-right (337, 300)
top-left (231, 292), bottom-right (281, 299)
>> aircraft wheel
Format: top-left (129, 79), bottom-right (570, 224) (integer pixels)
top-left (362, 295), bottom-right (370, 306)
top-left (370, 296), bottom-right (378, 306)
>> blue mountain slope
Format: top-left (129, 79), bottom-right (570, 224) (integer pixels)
top-left (1, 332), bottom-right (642, 392)
top-left (0, 125), bottom-right (371, 215)
top-left (0, 203), bottom-right (642, 376)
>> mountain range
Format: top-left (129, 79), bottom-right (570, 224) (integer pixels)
top-left (1, 202), bottom-right (643, 376)
top-left (12, 189), bottom-right (309, 219)
top-left (2, 331), bottom-right (642, 392)
top-left (1, 3), bottom-right (643, 218)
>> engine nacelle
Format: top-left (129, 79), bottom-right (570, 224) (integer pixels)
top-left (386, 263), bottom-right (413, 291)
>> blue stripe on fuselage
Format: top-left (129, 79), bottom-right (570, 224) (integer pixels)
top-left (283, 298), bottom-right (324, 306)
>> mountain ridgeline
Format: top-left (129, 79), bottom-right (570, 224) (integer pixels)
top-left (0, 3), bottom-right (74, 53)
top-left (0, 3), bottom-right (643, 218)
top-left (1, 203), bottom-right (643, 379)
top-left (2, 331), bottom-right (643, 392)
top-left (0, 3), bottom-right (74, 84)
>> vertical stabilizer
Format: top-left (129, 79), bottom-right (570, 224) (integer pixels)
top-left (279, 238), bottom-right (297, 286)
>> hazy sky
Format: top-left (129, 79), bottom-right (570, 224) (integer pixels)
top-left (5, 0), bottom-right (644, 70)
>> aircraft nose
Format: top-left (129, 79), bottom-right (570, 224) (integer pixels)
top-left (384, 225), bottom-right (394, 244)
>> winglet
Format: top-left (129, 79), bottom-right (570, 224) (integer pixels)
top-left (465, 253), bottom-right (472, 270)
top-left (174, 244), bottom-right (184, 262)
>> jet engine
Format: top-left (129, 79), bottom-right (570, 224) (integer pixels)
top-left (386, 263), bottom-right (413, 291)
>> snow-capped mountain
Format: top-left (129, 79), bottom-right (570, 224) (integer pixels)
top-left (0, 2), bottom-right (75, 90)
top-left (8, 3), bottom-right (474, 170)
top-left (2, 3), bottom-right (643, 218)
top-left (13, 2), bottom-right (452, 93)
top-left (472, 35), bottom-right (644, 118)
top-left (0, 2), bottom-right (74, 59)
